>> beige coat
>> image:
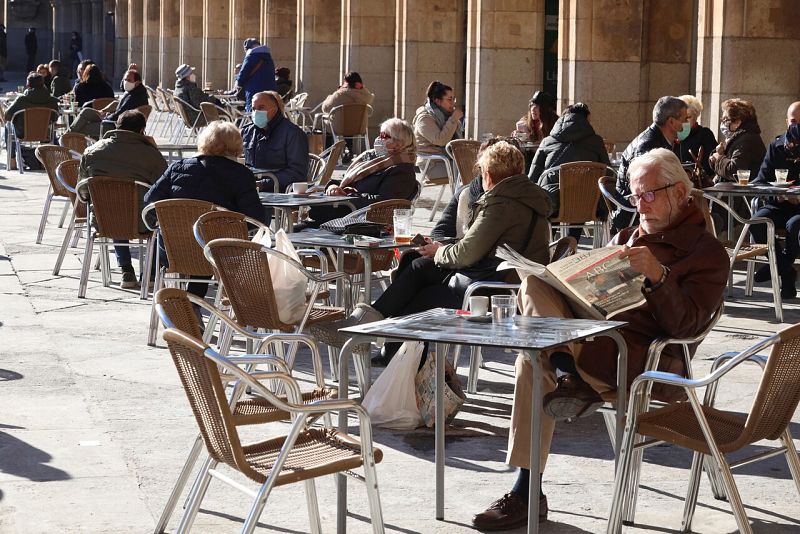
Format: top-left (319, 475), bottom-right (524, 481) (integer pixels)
top-left (321, 86), bottom-right (374, 113)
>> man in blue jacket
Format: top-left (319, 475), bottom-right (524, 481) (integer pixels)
top-left (241, 91), bottom-right (308, 193)
top-left (236, 38), bottom-right (277, 111)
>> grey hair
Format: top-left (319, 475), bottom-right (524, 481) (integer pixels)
top-left (652, 96), bottom-right (688, 126)
top-left (628, 148), bottom-right (692, 200)
top-left (380, 117), bottom-right (416, 153)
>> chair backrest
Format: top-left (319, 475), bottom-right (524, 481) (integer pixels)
top-left (162, 328), bottom-right (250, 473)
top-left (155, 287), bottom-right (204, 339)
top-left (92, 97), bottom-right (117, 111)
top-left (307, 153), bottom-right (324, 183)
top-left (55, 159), bottom-right (86, 219)
top-left (287, 92), bottom-right (308, 109)
top-left (200, 102), bottom-right (229, 123)
top-left (171, 95), bottom-right (195, 128)
top-left (145, 85), bottom-right (163, 112)
top-left (18, 107), bottom-right (58, 142)
top-left (741, 322), bottom-right (800, 443)
top-left (691, 190), bottom-right (716, 235)
top-left (193, 210), bottom-right (253, 248)
top-left (153, 199), bottom-right (217, 276)
top-left (549, 236), bottom-right (578, 262)
top-left (603, 139), bottom-right (615, 154)
top-left (204, 238), bottom-right (291, 331)
top-left (315, 140), bottom-right (346, 186)
top-left (35, 145), bottom-right (73, 197)
top-left (329, 104), bottom-right (371, 137)
top-left (157, 87), bottom-right (175, 113)
top-left (59, 132), bottom-right (91, 154)
top-left (365, 199), bottom-right (414, 270)
top-left (136, 104), bottom-right (153, 121)
top-left (446, 139), bottom-right (481, 187)
top-left (552, 161), bottom-right (609, 223)
top-left (83, 176), bottom-right (149, 239)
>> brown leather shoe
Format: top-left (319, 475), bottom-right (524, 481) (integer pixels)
top-left (543, 373), bottom-right (603, 421)
top-left (471, 492), bottom-right (548, 530)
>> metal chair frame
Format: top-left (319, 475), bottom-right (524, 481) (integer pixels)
top-left (34, 145), bottom-right (77, 244)
top-left (7, 107), bottom-right (59, 175)
top-left (416, 152), bottom-right (456, 221)
top-left (52, 159), bottom-right (87, 276)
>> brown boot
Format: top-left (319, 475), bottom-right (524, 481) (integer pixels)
top-left (471, 492), bottom-right (547, 530)
top-left (543, 373), bottom-right (603, 421)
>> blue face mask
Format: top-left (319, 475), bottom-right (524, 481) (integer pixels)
top-left (677, 121), bottom-right (691, 141)
top-left (373, 137), bottom-right (389, 157)
top-left (252, 110), bottom-right (269, 129)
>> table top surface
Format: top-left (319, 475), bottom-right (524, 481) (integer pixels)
top-left (288, 228), bottom-right (406, 250)
top-left (259, 192), bottom-right (354, 207)
top-left (157, 143), bottom-right (197, 150)
top-left (339, 308), bottom-right (626, 350)
top-left (704, 182), bottom-right (800, 196)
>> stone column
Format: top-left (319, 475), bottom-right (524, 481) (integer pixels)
top-left (340, 0), bottom-right (395, 128)
top-left (178, 0), bottom-right (203, 82)
top-left (228, 0), bottom-right (261, 89)
top-left (201, 0), bottom-right (229, 90)
top-left (262, 0), bottom-right (296, 71)
top-left (159, 0), bottom-right (180, 88)
top-left (558, 0), bottom-right (693, 147)
top-left (82, 0), bottom-right (94, 61)
top-left (141, 0), bottom-right (159, 86)
top-left (115, 0), bottom-right (129, 80)
top-left (695, 0), bottom-right (800, 142)
top-left (127, 0), bottom-right (143, 66)
top-left (394, 0), bottom-right (467, 122)
top-left (465, 0), bottom-right (545, 138)
top-left (296, 0), bottom-right (340, 100)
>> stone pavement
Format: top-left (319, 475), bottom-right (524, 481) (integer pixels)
top-left (0, 110), bottom-right (799, 533)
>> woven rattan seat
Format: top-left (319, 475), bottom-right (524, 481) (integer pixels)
top-left (446, 139), bottom-right (481, 187)
top-left (34, 145), bottom-right (75, 244)
top-left (231, 387), bottom-right (336, 425)
top-left (637, 402), bottom-right (747, 454)
top-left (91, 97), bottom-right (116, 110)
top-left (548, 161), bottom-right (611, 247)
top-left (59, 132), bottom-right (93, 153)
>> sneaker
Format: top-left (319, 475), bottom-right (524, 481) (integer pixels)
top-left (472, 492), bottom-right (547, 530)
top-left (120, 271), bottom-right (139, 289)
top-left (543, 373), bottom-right (603, 421)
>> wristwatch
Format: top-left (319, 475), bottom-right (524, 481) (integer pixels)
top-left (643, 265), bottom-right (670, 293)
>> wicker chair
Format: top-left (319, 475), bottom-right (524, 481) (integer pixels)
top-left (323, 103), bottom-right (372, 155)
top-left (59, 131), bottom-right (93, 153)
top-left (156, 87), bottom-right (178, 138)
top-left (52, 159), bottom-right (87, 276)
top-left (598, 174), bottom-right (638, 230)
top-left (199, 101), bottom-right (233, 124)
top-left (160, 327), bottom-right (384, 534)
top-left (307, 153), bottom-right (324, 183)
top-left (546, 161), bottom-right (613, 247)
top-left (171, 94), bottom-right (204, 143)
top-left (152, 288), bottom-right (338, 534)
top-left (607, 322), bottom-right (800, 534)
top-left (314, 140), bottom-right (346, 186)
top-left (7, 107), bottom-right (59, 174)
top-left (34, 145), bottom-right (76, 244)
top-left (75, 176), bottom-right (155, 299)
top-left (136, 104), bottom-right (153, 122)
top-left (446, 139), bottom-right (482, 187)
top-left (90, 97), bottom-right (117, 111)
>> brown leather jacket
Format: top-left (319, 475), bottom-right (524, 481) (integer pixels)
top-left (579, 200), bottom-right (729, 401)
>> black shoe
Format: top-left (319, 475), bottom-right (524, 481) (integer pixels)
top-left (120, 270), bottom-right (139, 289)
top-left (543, 374), bottom-right (603, 421)
top-left (472, 492), bottom-right (547, 530)
top-left (781, 268), bottom-right (797, 300)
top-left (754, 265), bottom-right (772, 283)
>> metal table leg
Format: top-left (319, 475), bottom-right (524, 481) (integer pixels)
top-left (526, 349), bottom-right (543, 534)
top-left (435, 343), bottom-right (445, 520)
top-left (337, 335), bottom-right (358, 534)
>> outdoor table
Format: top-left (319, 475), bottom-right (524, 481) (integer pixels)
top-left (259, 192), bottom-right (356, 233)
top-left (288, 228), bottom-right (411, 304)
top-left (336, 308), bottom-right (628, 534)
top-left (704, 182), bottom-right (800, 238)
top-left (158, 143), bottom-right (197, 163)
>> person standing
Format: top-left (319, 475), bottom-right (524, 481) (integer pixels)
top-left (24, 28), bottom-right (37, 73)
top-left (236, 38), bottom-right (277, 112)
top-left (69, 32), bottom-right (83, 76)
top-left (0, 24), bottom-right (7, 82)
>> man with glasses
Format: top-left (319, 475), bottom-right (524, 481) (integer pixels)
top-left (611, 96), bottom-right (690, 231)
top-left (472, 149), bottom-right (728, 530)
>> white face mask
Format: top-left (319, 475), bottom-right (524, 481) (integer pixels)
top-left (373, 137), bottom-right (389, 157)
top-left (188, 74), bottom-right (197, 84)
top-left (123, 80), bottom-right (136, 92)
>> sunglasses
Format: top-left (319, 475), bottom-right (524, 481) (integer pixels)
top-left (626, 183), bottom-right (676, 205)
top-left (378, 131), bottom-right (392, 139)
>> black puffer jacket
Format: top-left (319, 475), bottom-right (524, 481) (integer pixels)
top-left (754, 134), bottom-right (800, 184)
top-left (144, 155), bottom-right (267, 224)
top-left (616, 123), bottom-right (672, 197)
top-left (673, 124), bottom-right (717, 176)
top-left (107, 83), bottom-right (149, 122)
top-left (74, 79), bottom-right (115, 107)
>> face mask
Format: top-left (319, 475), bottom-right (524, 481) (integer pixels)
top-left (677, 121), bottom-right (691, 141)
top-left (252, 110), bottom-right (269, 129)
top-left (373, 137), bottom-right (389, 157)
top-left (123, 81), bottom-right (136, 92)
top-left (720, 122), bottom-right (732, 139)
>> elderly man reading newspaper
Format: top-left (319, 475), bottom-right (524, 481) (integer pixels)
top-left (472, 148), bottom-right (729, 530)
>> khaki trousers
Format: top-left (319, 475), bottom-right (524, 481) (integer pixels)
top-left (506, 276), bottom-right (614, 471)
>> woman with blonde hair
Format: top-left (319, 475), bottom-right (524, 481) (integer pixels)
top-left (675, 94), bottom-right (717, 175)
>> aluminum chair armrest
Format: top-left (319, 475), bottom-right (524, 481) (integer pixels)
top-left (462, 281), bottom-right (520, 309)
top-left (55, 167), bottom-right (77, 194)
top-left (704, 194), bottom-right (775, 227)
top-left (224, 355), bottom-right (289, 372)
top-left (255, 171), bottom-right (280, 193)
top-left (228, 370), bottom-right (305, 408)
top-left (141, 203), bottom-right (158, 231)
top-left (295, 249), bottom-right (330, 274)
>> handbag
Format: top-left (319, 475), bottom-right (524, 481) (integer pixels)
top-left (320, 217), bottom-right (386, 237)
top-left (415, 349), bottom-right (466, 427)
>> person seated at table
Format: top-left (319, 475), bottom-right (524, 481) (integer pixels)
top-left (321, 71), bottom-right (374, 113)
top-left (65, 69), bottom-right (148, 139)
top-left (174, 63), bottom-right (222, 127)
top-left (275, 67), bottom-right (293, 102)
top-left (78, 110), bottom-right (167, 289)
top-left (413, 80), bottom-right (463, 181)
top-left (708, 98), bottom-right (766, 183)
top-left (470, 149), bottom-right (728, 530)
top-left (242, 90), bottom-right (309, 193)
top-left (513, 90), bottom-right (558, 144)
top-left (332, 141), bottom-right (553, 364)
top-left (305, 118), bottom-right (418, 226)
top-left (4, 73), bottom-right (59, 170)
top-left (144, 121), bottom-right (269, 297)
top-left (530, 102), bottom-right (610, 240)
top-left (71, 59), bottom-right (94, 92)
top-left (674, 94), bottom-right (717, 177)
top-left (49, 60), bottom-right (71, 98)
top-left (36, 63), bottom-right (52, 91)
top-left (73, 64), bottom-right (114, 108)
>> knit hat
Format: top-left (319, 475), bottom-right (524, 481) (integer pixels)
top-left (530, 90), bottom-right (556, 110)
top-left (243, 38), bottom-right (260, 51)
top-left (175, 64), bottom-right (194, 80)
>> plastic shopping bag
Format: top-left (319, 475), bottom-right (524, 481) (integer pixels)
top-left (362, 341), bottom-right (425, 429)
top-left (268, 229), bottom-right (307, 324)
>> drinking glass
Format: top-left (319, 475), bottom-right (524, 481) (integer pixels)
top-left (392, 209), bottom-right (414, 244)
top-left (776, 169), bottom-right (789, 183)
top-left (17, 85), bottom-right (24, 93)
top-left (737, 169), bottom-right (750, 185)
top-left (491, 295), bottom-right (517, 325)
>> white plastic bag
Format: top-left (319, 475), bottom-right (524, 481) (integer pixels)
top-left (268, 229), bottom-right (307, 324)
top-left (362, 341), bottom-right (425, 429)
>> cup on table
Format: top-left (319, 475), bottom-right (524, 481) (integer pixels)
top-left (17, 86), bottom-right (24, 93)
top-left (491, 295), bottom-right (517, 325)
top-left (737, 169), bottom-right (751, 185)
top-left (469, 296), bottom-right (489, 317)
top-left (776, 169), bottom-right (789, 183)
top-left (291, 182), bottom-right (309, 194)
top-left (392, 209), bottom-right (414, 244)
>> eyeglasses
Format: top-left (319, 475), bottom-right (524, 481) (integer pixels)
top-left (626, 183), bottom-right (676, 205)
top-left (378, 131), bottom-right (392, 140)
top-left (721, 116), bottom-right (732, 125)
top-left (441, 96), bottom-right (457, 104)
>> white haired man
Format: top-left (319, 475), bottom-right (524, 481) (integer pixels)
top-left (472, 148), bottom-right (729, 530)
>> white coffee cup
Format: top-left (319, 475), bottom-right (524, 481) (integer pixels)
top-left (469, 296), bottom-right (489, 316)
top-left (292, 182), bottom-right (309, 194)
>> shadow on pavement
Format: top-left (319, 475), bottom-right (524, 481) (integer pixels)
top-left (0, 431), bottom-right (71, 482)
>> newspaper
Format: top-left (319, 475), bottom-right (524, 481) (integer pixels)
top-left (496, 244), bottom-right (646, 319)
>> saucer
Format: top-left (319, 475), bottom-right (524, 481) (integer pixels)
top-left (464, 313), bottom-right (491, 323)
top-left (774, 181), bottom-right (791, 187)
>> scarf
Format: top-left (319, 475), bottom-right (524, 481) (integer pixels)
top-left (785, 123), bottom-right (800, 163)
top-left (424, 98), bottom-right (463, 140)
top-left (339, 145), bottom-right (416, 188)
